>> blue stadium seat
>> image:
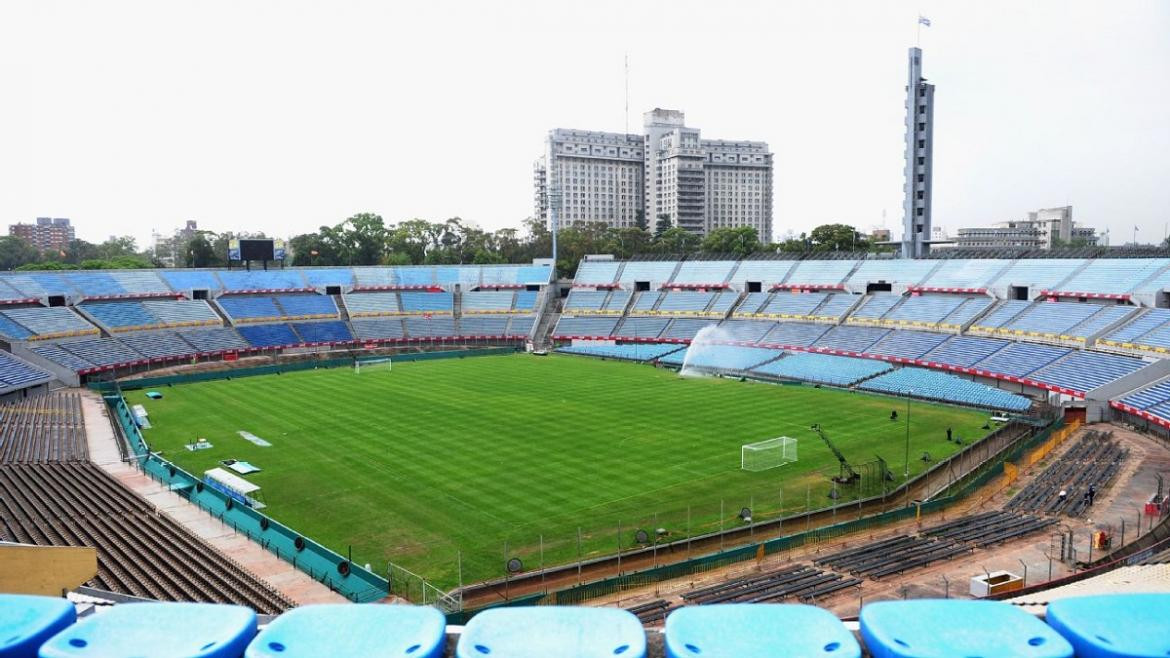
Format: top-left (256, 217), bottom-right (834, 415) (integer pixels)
top-left (456, 607), bottom-right (646, 658)
top-left (665, 604), bottom-right (860, 658)
top-left (859, 600), bottom-right (1072, 658)
top-left (38, 602), bottom-right (256, 658)
top-left (1044, 593), bottom-right (1170, 658)
top-left (0, 594), bottom-right (75, 658)
top-left (245, 604), bottom-right (445, 658)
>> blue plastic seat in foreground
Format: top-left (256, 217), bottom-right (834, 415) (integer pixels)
top-left (0, 594), bottom-right (75, 658)
top-left (665, 604), bottom-right (861, 658)
top-left (860, 600), bottom-right (1073, 658)
top-left (246, 604), bottom-right (445, 658)
top-left (1045, 593), bottom-right (1170, 658)
top-left (38, 602), bottom-right (256, 658)
top-left (456, 607), bottom-right (646, 658)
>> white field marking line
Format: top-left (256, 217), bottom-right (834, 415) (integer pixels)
top-left (238, 431), bottom-right (272, 447)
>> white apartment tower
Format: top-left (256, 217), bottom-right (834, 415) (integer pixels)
top-left (534, 108), bottom-right (773, 241)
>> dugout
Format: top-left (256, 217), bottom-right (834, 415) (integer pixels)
top-left (203, 467), bottom-right (266, 509)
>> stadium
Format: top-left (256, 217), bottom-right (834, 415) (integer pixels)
top-left (2, 251), bottom-right (1170, 655)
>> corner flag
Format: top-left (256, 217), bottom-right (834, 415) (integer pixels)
top-left (919, 15), bottom-right (932, 27)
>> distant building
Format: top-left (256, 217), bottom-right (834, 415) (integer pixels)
top-left (902, 47), bottom-right (935, 258)
top-left (534, 108), bottom-right (773, 241)
top-left (151, 220), bottom-right (201, 267)
top-left (870, 228), bottom-right (891, 243)
top-left (9, 217), bottom-right (75, 252)
top-left (954, 206), bottom-right (1099, 249)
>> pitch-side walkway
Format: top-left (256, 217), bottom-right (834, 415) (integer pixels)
top-left (81, 390), bottom-right (348, 605)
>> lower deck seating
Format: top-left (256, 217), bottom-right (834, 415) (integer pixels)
top-left (290, 321), bottom-right (353, 343)
top-left (508, 316), bottom-right (535, 337)
top-left (457, 315), bottom-right (511, 336)
top-left (973, 342), bottom-right (1070, 377)
top-left (404, 316), bottom-right (456, 337)
top-left (866, 330), bottom-right (950, 360)
top-left (0, 351), bottom-right (51, 389)
top-left (1027, 351), bottom-right (1147, 392)
top-left (859, 367), bottom-right (1032, 411)
top-left (351, 318), bottom-right (406, 340)
top-left (176, 328), bottom-right (250, 353)
top-left (751, 352), bottom-right (892, 386)
top-left (613, 317), bottom-right (670, 339)
top-left (557, 342), bottom-right (684, 362)
top-left (553, 316), bottom-right (619, 338)
top-left (666, 344), bottom-right (783, 371)
top-left (237, 324), bottom-right (300, 348)
top-left (759, 322), bottom-right (830, 346)
top-left (118, 332), bottom-right (197, 359)
top-left (54, 338), bottom-right (141, 367)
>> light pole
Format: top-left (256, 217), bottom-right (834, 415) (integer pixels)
top-left (904, 390), bottom-right (913, 507)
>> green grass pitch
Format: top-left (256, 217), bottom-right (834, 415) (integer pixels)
top-left (126, 353), bottom-right (992, 588)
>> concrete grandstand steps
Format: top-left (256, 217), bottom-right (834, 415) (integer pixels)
top-left (332, 293), bottom-right (350, 321)
top-left (206, 298), bottom-right (233, 326)
top-left (1046, 259), bottom-right (1094, 294)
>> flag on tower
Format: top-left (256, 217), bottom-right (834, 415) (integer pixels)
top-left (919, 15), bottom-right (932, 27)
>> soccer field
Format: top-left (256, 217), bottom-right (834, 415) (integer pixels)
top-left (126, 353), bottom-right (992, 588)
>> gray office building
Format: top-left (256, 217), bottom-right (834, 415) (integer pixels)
top-left (902, 47), bottom-right (935, 258)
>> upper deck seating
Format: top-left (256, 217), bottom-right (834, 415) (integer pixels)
top-left (921, 335), bottom-right (1011, 367)
top-left (849, 294), bottom-right (901, 320)
top-left (82, 299), bottom-right (221, 331)
top-left (160, 270), bottom-right (223, 294)
top-left (784, 260), bottom-right (854, 286)
top-left (462, 291), bottom-right (515, 313)
top-left (720, 319), bottom-right (776, 342)
top-left (618, 261), bottom-right (678, 286)
top-left (974, 342), bottom-right (1071, 377)
top-left (671, 260), bottom-right (735, 284)
top-left (514, 290), bottom-right (538, 311)
top-left (1053, 258), bottom-right (1170, 294)
top-left (812, 293), bottom-right (859, 320)
top-left (759, 292), bottom-right (827, 318)
top-left (759, 322), bottom-right (831, 347)
top-left (847, 259), bottom-right (936, 287)
top-left (883, 295), bottom-right (966, 327)
top-left (752, 352), bottom-right (892, 386)
top-left (660, 318), bottom-right (714, 341)
top-left (553, 316), bottom-right (619, 337)
top-left (656, 292), bottom-right (718, 315)
top-left (734, 292), bottom-right (771, 315)
top-left (629, 291), bottom-right (660, 314)
top-left (866, 330), bottom-right (950, 360)
top-left (1, 307), bottom-right (97, 340)
top-left (938, 297), bottom-right (994, 328)
top-left (63, 272), bottom-right (126, 297)
top-left (301, 268), bottom-right (355, 289)
top-left (574, 260), bottom-right (620, 285)
top-left (564, 290), bottom-right (607, 312)
top-left (614, 317), bottom-right (670, 339)
top-left (399, 292), bottom-right (454, 313)
top-left (218, 270), bottom-right (307, 291)
top-left (972, 300), bottom-right (1032, 329)
top-left (919, 258), bottom-right (1009, 289)
top-left (344, 292), bottom-right (401, 317)
top-left (999, 301), bottom-right (1104, 336)
top-left (1101, 308), bottom-right (1170, 347)
top-left (1065, 305), bottom-right (1137, 339)
top-left (813, 325), bottom-right (889, 353)
top-left (274, 294), bottom-right (337, 319)
top-left (216, 296), bottom-right (282, 322)
top-left (1028, 351), bottom-right (1147, 393)
top-left (990, 258), bottom-right (1086, 290)
top-left (731, 260), bottom-right (796, 287)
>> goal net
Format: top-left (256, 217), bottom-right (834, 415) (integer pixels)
top-left (741, 437), bottom-right (797, 471)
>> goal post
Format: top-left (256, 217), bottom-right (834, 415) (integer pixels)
top-left (741, 437), bottom-right (797, 471)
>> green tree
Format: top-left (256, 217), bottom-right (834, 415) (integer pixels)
top-left (0, 236), bottom-right (39, 270)
top-left (654, 227), bottom-right (699, 253)
top-left (654, 215), bottom-right (673, 238)
top-left (700, 227), bottom-right (761, 256)
top-left (809, 223), bottom-right (868, 252)
top-left (634, 209), bottom-right (647, 232)
top-left (184, 234), bottom-right (220, 268)
top-left (342, 213), bottom-right (388, 265)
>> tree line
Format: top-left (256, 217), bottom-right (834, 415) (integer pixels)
top-left (0, 213), bottom-right (888, 276)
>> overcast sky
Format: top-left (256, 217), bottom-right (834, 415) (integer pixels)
top-left (1, 0), bottom-right (1167, 249)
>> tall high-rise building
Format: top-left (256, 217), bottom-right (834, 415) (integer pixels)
top-left (902, 47), bottom-right (935, 258)
top-left (9, 217), bottom-right (75, 252)
top-left (534, 108), bottom-right (773, 241)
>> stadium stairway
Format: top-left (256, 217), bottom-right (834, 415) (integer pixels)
top-left (333, 294), bottom-right (350, 322)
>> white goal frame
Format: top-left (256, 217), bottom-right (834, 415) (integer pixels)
top-left (741, 437), bottom-right (797, 471)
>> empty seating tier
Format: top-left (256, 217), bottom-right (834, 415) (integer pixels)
top-left (670, 260), bottom-right (735, 285)
top-left (0, 351), bottom-right (52, 390)
top-left (1, 307), bottom-right (97, 340)
top-left (0, 463), bottom-right (291, 613)
top-left (668, 344), bottom-right (783, 371)
top-left (343, 292), bottom-right (402, 316)
top-left (0, 393), bottom-right (86, 464)
top-left (82, 299), bottom-right (220, 332)
top-left (1028, 351), bottom-right (1147, 393)
top-left (751, 352), bottom-right (892, 386)
top-left (859, 367), bottom-right (1032, 411)
top-left (400, 292), bottom-right (454, 314)
top-left (759, 322), bottom-right (830, 346)
top-left (290, 321), bottom-right (353, 343)
top-left (238, 324), bottom-right (301, 348)
top-left (557, 343), bottom-right (684, 362)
